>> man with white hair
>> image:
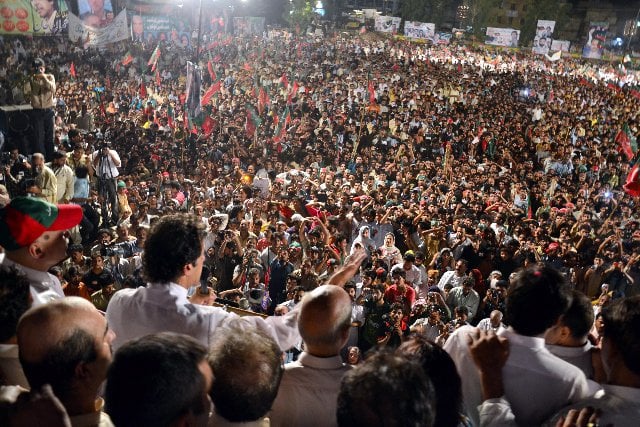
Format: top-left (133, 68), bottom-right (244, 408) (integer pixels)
top-left (476, 310), bottom-right (506, 334)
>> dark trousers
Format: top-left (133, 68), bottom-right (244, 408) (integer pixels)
top-left (30, 108), bottom-right (55, 160)
top-left (98, 177), bottom-right (119, 226)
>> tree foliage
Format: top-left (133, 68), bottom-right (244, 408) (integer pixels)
top-left (284, 0), bottom-right (315, 31)
top-left (399, 0), bottom-right (448, 27)
top-left (519, 0), bottom-right (572, 46)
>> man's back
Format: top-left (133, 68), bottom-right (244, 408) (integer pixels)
top-left (444, 326), bottom-right (591, 426)
top-left (270, 352), bottom-right (353, 427)
top-left (106, 282), bottom-right (300, 353)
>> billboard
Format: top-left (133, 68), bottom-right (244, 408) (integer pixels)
top-left (76, 0), bottom-right (114, 28)
top-left (583, 22), bottom-right (608, 59)
top-left (0, 0), bottom-right (69, 35)
top-left (129, 14), bottom-right (191, 46)
top-left (404, 21), bottom-right (435, 40)
top-left (486, 27), bottom-right (519, 47)
top-left (551, 40), bottom-right (570, 52)
top-left (532, 20), bottom-right (555, 55)
top-left (68, 9), bottom-right (128, 47)
top-left (374, 16), bottom-right (400, 33)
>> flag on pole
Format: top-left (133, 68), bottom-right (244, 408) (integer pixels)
top-left (121, 51), bottom-right (134, 66)
top-left (280, 73), bottom-right (289, 89)
top-left (615, 123), bottom-right (635, 161)
top-left (148, 45), bottom-right (161, 72)
top-left (368, 80), bottom-right (376, 104)
top-left (244, 103), bottom-right (262, 139)
top-left (185, 61), bottom-right (202, 120)
top-left (70, 62), bottom-right (77, 79)
top-left (287, 81), bottom-right (298, 104)
top-left (139, 82), bottom-right (147, 99)
top-left (257, 87), bottom-right (270, 115)
top-left (272, 106), bottom-right (290, 142)
top-left (207, 61), bottom-right (217, 81)
top-left (201, 80), bottom-right (221, 106)
top-left (155, 69), bottom-right (161, 86)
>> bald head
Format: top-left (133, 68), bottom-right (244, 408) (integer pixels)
top-left (18, 297), bottom-right (112, 404)
top-left (299, 285), bottom-right (352, 357)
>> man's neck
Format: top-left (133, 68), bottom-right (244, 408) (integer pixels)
top-left (5, 251), bottom-right (49, 272)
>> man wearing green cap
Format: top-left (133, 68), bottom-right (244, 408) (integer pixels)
top-left (0, 197), bottom-right (83, 305)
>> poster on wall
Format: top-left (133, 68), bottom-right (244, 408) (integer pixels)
top-left (551, 40), bottom-right (570, 52)
top-left (374, 16), bottom-right (401, 33)
top-left (404, 21), bottom-right (435, 40)
top-left (68, 9), bottom-right (128, 47)
top-left (582, 22), bottom-right (608, 59)
top-left (532, 20), bottom-right (555, 55)
top-left (0, 0), bottom-right (69, 35)
top-left (130, 14), bottom-right (191, 46)
top-left (486, 27), bottom-right (519, 47)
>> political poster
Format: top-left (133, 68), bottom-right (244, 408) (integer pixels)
top-left (68, 9), bottom-right (128, 48)
top-left (129, 14), bottom-right (191, 46)
top-left (374, 16), bottom-right (400, 33)
top-left (433, 32), bottom-right (452, 45)
top-left (404, 21), bottom-right (435, 40)
top-left (551, 40), bottom-right (571, 52)
top-left (486, 27), bottom-right (519, 48)
top-left (532, 20), bottom-right (555, 55)
top-left (0, 0), bottom-right (69, 35)
top-left (76, 0), bottom-right (114, 28)
top-left (583, 22), bottom-right (608, 59)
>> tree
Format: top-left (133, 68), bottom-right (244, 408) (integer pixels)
top-left (399, 0), bottom-right (448, 27)
top-left (519, 0), bottom-right (571, 47)
top-left (284, 0), bottom-right (315, 32)
top-left (463, 0), bottom-right (502, 39)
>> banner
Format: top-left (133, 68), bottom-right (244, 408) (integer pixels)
top-left (374, 16), bottom-right (401, 33)
top-left (76, 0), bottom-right (114, 28)
top-left (404, 21), bottom-right (434, 40)
top-left (233, 16), bottom-right (264, 36)
top-left (583, 22), bottom-right (608, 59)
top-left (433, 32), bottom-right (452, 45)
top-left (130, 14), bottom-right (191, 46)
top-left (68, 9), bottom-right (129, 48)
top-left (0, 0), bottom-right (69, 35)
top-left (551, 40), bottom-right (571, 52)
top-left (486, 27), bottom-right (519, 47)
top-left (532, 20), bottom-right (555, 55)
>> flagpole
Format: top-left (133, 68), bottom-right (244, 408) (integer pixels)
top-left (194, 0), bottom-right (204, 64)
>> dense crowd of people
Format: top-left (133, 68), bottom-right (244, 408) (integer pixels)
top-left (1, 25), bottom-right (640, 425)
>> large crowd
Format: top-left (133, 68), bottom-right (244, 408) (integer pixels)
top-left (0, 25), bottom-right (640, 426)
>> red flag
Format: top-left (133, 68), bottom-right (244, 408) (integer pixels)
top-left (368, 81), bottom-right (376, 103)
top-left (207, 61), bottom-right (216, 81)
top-left (243, 62), bottom-right (252, 72)
top-left (201, 80), bottom-right (221, 106)
top-left (212, 54), bottom-right (222, 63)
top-left (280, 73), bottom-right (289, 89)
top-left (616, 127), bottom-right (634, 161)
top-left (202, 115), bottom-right (216, 136)
top-left (139, 82), bottom-right (147, 99)
top-left (155, 70), bottom-right (161, 86)
top-left (257, 87), bottom-right (270, 115)
top-left (287, 81), bottom-right (298, 104)
top-left (106, 76), bottom-right (111, 90)
top-left (624, 163), bottom-right (640, 197)
top-left (70, 62), bottom-right (77, 79)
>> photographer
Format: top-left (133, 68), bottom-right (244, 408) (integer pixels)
top-left (1, 147), bottom-right (30, 197)
top-left (92, 140), bottom-right (121, 226)
top-left (24, 58), bottom-right (56, 160)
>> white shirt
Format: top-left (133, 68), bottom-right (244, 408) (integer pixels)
top-left (444, 326), bottom-right (592, 426)
top-left (105, 282), bottom-right (300, 353)
top-left (476, 318), bottom-right (506, 335)
top-left (269, 352), bottom-right (352, 427)
top-left (546, 341), bottom-right (595, 380)
top-left (92, 149), bottom-right (120, 179)
top-left (51, 163), bottom-right (75, 203)
top-left (0, 253), bottom-right (64, 306)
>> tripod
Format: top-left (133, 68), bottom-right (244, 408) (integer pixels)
top-left (97, 153), bottom-right (119, 227)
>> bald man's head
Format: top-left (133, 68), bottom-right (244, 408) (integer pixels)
top-left (299, 285), bottom-right (352, 357)
top-left (18, 297), bottom-right (114, 402)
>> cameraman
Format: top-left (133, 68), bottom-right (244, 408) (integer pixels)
top-left (24, 58), bottom-right (56, 160)
top-left (92, 140), bottom-right (121, 226)
top-left (1, 148), bottom-right (30, 197)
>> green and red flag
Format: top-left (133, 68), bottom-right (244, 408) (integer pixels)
top-left (121, 51), bottom-right (134, 66)
top-left (244, 103), bottom-right (262, 138)
top-left (148, 45), bottom-right (161, 72)
top-left (616, 123), bottom-right (635, 161)
top-left (70, 62), bottom-right (77, 79)
top-left (201, 80), bottom-right (222, 106)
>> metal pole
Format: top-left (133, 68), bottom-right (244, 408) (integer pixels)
top-left (195, 0), bottom-right (204, 64)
